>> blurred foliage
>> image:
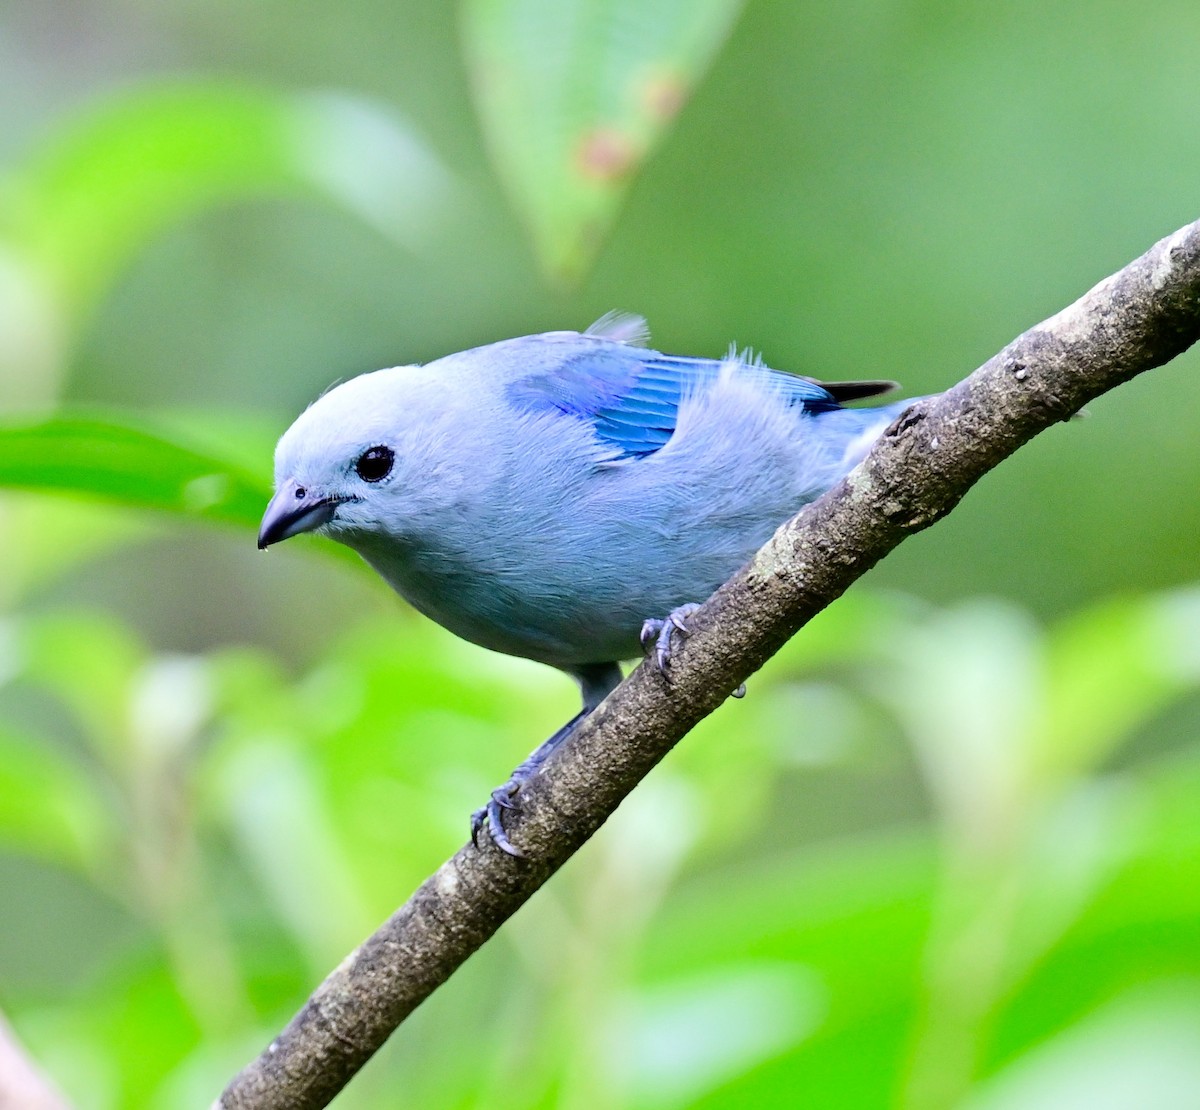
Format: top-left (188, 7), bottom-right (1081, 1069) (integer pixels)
top-left (0, 80), bottom-right (453, 407)
top-left (0, 413), bottom-right (268, 528)
top-left (461, 0), bottom-right (746, 281)
top-left (1, 1), bottom-right (1199, 1108)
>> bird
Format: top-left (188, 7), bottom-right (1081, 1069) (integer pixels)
top-left (258, 313), bottom-right (919, 854)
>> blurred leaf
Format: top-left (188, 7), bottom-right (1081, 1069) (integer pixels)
top-left (279, 614), bottom-right (574, 896)
top-left (0, 413), bottom-right (269, 529)
top-left (1001, 778), bottom-right (1142, 989)
top-left (966, 985), bottom-right (1200, 1110)
top-left (0, 727), bottom-right (117, 875)
top-left (461, 0), bottom-right (745, 281)
top-left (215, 739), bottom-right (374, 969)
top-left (981, 753), bottom-right (1200, 1080)
top-left (871, 600), bottom-right (1043, 841)
top-left (0, 82), bottom-right (455, 406)
top-left (17, 611), bottom-right (146, 767)
top-left (1148, 587), bottom-right (1200, 682)
top-left (640, 832), bottom-right (935, 1107)
top-left (20, 950), bottom-right (203, 1110)
top-left (150, 408), bottom-right (283, 480)
top-left (765, 590), bottom-right (922, 675)
top-left (1038, 597), bottom-right (1184, 783)
top-left (621, 963), bottom-right (826, 1106)
top-left (643, 832), bottom-right (934, 1016)
top-left (0, 496), bottom-right (152, 606)
top-left (3, 81), bottom-right (454, 322)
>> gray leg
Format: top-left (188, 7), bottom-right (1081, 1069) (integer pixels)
top-left (472, 661), bottom-right (623, 856)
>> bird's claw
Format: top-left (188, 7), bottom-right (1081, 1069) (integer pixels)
top-left (470, 780), bottom-right (526, 857)
top-left (640, 603), bottom-right (701, 676)
top-left (492, 784), bottom-right (518, 810)
top-left (468, 667), bottom-right (616, 858)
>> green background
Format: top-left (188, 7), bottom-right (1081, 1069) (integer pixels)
top-left (2, 1), bottom-right (1199, 1107)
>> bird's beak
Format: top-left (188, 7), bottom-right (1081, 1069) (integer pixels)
top-left (258, 479), bottom-right (342, 549)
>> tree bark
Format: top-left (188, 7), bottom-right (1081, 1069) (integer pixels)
top-left (216, 218), bottom-right (1200, 1110)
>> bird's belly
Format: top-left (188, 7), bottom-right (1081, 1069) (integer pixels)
top-left (347, 530), bottom-right (740, 669)
top-left (347, 541), bottom-right (617, 665)
top-left (339, 445), bottom-right (806, 669)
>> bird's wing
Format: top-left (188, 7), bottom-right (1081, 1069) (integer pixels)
top-left (508, 342), bottom-right (877, 460)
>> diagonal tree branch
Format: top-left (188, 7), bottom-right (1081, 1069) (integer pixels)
top-left (216, 218), bottom-right (1200, 1110)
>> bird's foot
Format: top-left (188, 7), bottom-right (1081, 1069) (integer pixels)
top-left (640, 602), bottom-right (701, 676)
top-left (469, 710), bottom-right (585, 857)
top-left (641, 604), bottom-right (747, 698)
top-left (470, 779), bottom-right (526, 857)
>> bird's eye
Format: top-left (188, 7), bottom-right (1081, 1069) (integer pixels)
top-left (355, 445), bottom-right (394, 483)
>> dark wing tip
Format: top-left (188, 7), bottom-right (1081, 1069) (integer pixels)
top-left (816, 379), bottom-right (901, 403)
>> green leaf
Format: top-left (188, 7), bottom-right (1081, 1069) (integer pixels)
top-left (0, 497), bottom-right (153, 605)
top-left (1038, 596), bottom-right (1185, 783)
top-left (0, 81), bottom-right (454, 405)
top-left (17, 612), bottom-right (149, 767)
top-left (215, 740), bottom-right (376, 969)
top-left (461, 0), bottom-right (745, 281)
top-left (0, 727), bottom-right (118, 876)
top-left (4, 81), bottom-right (454, 322)
top-left (24, 951), bottom-right (206, 1108)
top-left (870, 600), bottom-right (1043, 835)
top-left (0, 414), bottom-right (270, 529)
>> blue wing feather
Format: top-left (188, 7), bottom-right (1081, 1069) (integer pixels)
top-left (508, 341), bottom-right (844, 460)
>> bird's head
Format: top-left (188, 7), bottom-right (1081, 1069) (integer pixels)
top-left (258, 366), bottom-right (421, 551)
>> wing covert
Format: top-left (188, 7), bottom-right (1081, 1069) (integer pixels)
top-left (508, 343), bottom-right (858, 460)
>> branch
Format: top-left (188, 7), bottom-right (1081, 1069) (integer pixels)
top-left (217, 218), bottom-right (1200, 1109)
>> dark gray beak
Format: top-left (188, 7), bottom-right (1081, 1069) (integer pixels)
top-left (258, 479), bottom-right (342, 549)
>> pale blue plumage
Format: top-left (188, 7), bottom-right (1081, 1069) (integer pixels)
top-left (259, 315), bottom-right (921, 852)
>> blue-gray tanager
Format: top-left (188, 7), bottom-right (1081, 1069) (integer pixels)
top-left (258, 314), bottom-right (917, 854)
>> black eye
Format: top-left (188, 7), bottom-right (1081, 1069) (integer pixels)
top-left (355, 445), bottom-right (394, 483)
